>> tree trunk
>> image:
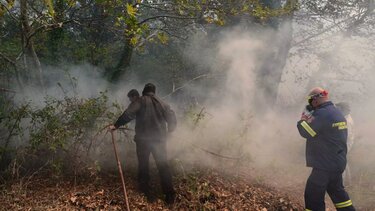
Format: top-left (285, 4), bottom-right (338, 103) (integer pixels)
top-left (108, 0), bottom-right (135, 83)
top-left (20, 0), bottom-right (44, 88)
top-left (254, 0), bottom-right (294, 110)
top-left (46, 0), bottom-right (64, 63)
top-left (109, 35), bottom-right (134, 82)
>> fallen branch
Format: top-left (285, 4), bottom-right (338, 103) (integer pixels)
top-left (193, 107), bottom-right (205, 129)
top-left (173, 134), bottom-right (242, 160)
top-left (0, 87), bottom-right (16, 93)
top-left (190, 143), bottom-right (242, 160)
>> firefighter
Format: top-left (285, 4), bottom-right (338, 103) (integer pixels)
top-left (109, 83), bottom-right (177, 204)
top-left (297, 87), bottom-right (355, 211)
top-left (335, 102), bottom-right (354, 185)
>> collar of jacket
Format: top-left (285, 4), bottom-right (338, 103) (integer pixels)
top-left (316, 101), bottom-right (333, 109)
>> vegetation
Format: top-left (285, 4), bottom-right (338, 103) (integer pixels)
top-left (0, 90), bottom-right (121, 178)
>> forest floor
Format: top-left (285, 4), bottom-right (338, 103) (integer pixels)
top-left (1, 140), bottom-right (375, 211)
top-left (0, 166), bottom-right (305, 211)
top-left (1, 163), bottom-right (375, 210)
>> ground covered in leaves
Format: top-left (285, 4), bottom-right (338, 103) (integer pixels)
top-left (0, 168), bottom-right (303, 211)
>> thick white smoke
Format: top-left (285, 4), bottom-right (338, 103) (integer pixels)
top-left (7, 13), bottom-right (375, 208)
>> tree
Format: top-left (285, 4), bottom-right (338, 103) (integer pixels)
top-left (296, 0), bottom-right (375, 91)
top-left (254, 0), bottom-right (297, 109)
top-left (0, 0), bottom-right (88, 88)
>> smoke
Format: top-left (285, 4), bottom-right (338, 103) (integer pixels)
top-left (165, 24), bottom-right (306, 176)
top-left (5, 13), bottom-right (375, 208)
top-left (277, 25), bottom-right (375, 207)
top-left (12, 63), bottom-right (146, 108)
top-left (218, 30), bottom-right (261, 111)
top-left (167, 18), bottom-right (375, 207)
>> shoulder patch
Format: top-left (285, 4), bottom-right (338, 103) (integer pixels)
top-left (332, 122), bottom-right (347, 130)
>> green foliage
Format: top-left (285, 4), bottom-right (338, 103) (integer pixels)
top-left (43, 0), bottom-right (55, 17)
top-left (28, 92), bottom-right (110, 151)
top-left (0, 0), bottom-right (296, 82)
top-left (126, 3), bottom-right (137, 17)
top-left (157, 32), bottom-right (169, 44)
top-left (0, 91), bottom-right (122, 175)
top-left (0, 0), bottom-right (15, 17)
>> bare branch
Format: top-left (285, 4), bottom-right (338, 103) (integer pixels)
top-left (138, 3), bottom-right (175, 12)
top-left (0, 87), bottom-right (16, 93)
top-left (346, 3), bottom-right (375, 34)
top-left (26, 19), bottom-right (81, 45)
top-left (292, 17), bottom-right (353, 46)
top-left (163, 74), bottom-right (209, 98)
top-left (0, 51), bottom-right (16, 66)
top-left (159, 28), bottom-right (188, 40)
top-left (191, 142), bottom-right (242, 160)
top-left (138, 15), bottom-right (196, 25)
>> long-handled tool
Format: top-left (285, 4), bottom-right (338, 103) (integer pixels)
top-left (110, 130), bottom-right (130, 211)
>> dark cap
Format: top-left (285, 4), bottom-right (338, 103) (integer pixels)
top-left (127, 89), bottom-right (140, 98)
top-left (142, 83), bottom-right (156, 95)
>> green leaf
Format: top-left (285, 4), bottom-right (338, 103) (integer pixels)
top-left (44, 0), bottom-right (55, 17)
top-left (157, 32), bottom-right (169, 44)
top-left (126, 3), bottom-right (137, 17)
top-left (67, 0), bottom-right (76, 7)
top-left (130, 36), bottom-right (138, 46)
top-left (0, 0), bottom-right (15, 17)
top-left (215, 19), bottom-right (225, 26)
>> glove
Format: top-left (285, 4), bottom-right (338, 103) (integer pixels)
top-left (108, 125), bottom-right (117, 131)
top-left (301, 105), bottom-right (314, 120)
top-left (306, 105), bottom-right (314, 112)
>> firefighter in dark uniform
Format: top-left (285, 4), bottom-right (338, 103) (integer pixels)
top-left (297, 87), bottom-right (355, 211)
top-left (109, 83), bottom-right (177, 204)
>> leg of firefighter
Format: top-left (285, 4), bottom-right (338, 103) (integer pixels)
top-left (136, 141), bottom-right (152, 199)
top-left (151, 141), bottom-right (175, 204)
top-left (305, 168), bottom-right (329, 211)
top-left (327, 172), bottom-right (355, 211)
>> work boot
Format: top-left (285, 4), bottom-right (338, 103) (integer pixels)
top-left (165, 193), bottom-right (176, 205)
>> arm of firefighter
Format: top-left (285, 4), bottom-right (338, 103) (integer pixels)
top-left (297, 116), bottom-right (323, 139)
top-left (114, 101), bottom-right (141, 128)
top-left (297, 120), bottom-right (315, 138)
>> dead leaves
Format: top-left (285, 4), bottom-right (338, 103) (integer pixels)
top-left (171, 170), bottom-right (303, 211)
top-left (68, 189), bottom-right (122, 210)
top-left (0, 169), bottom-right (304, 211)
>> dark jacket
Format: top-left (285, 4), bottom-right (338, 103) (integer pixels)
top-left (114, 92), bottom-right (177, 141)
top-left (297, 101), bottom-right (348, 172)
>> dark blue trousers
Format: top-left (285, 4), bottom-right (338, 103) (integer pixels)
top-left (305, 168), bottom-right (355, 211)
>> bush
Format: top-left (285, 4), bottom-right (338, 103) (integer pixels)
top-left (0, 91), bottom-right (122, 178)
